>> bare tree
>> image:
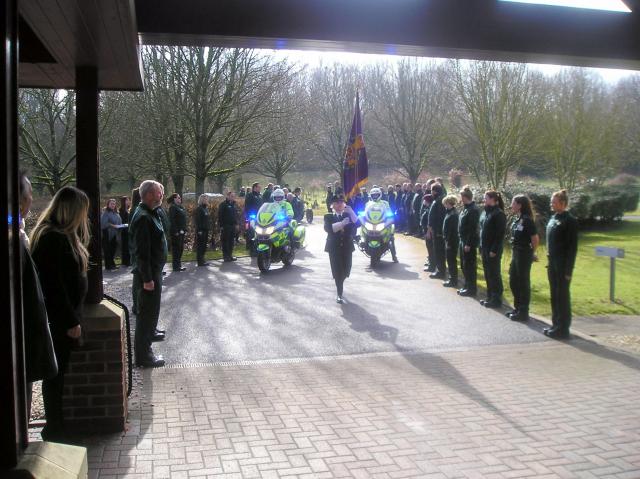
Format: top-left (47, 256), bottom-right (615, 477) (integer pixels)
top-left (367, 59), bottom-right (446, 183)
top-left (450, 61), bottom-right (544, 190)
top-left (306, 63), bottom-right (362, 177)
top-left (19, 89), bottom-right (76, 194)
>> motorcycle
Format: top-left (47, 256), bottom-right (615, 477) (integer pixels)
top-left (357, 200), bottom-right (396, 267)
top-left (252, 202), bottom-right (306, 272)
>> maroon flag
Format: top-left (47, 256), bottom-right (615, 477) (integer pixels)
top-left (342, 92), bottom-right (369, 201)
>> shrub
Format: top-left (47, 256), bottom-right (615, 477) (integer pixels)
top-left (448, 168), bottom-right (464, 188)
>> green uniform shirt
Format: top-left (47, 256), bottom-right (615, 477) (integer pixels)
top-left (129, 203), bottom-right (168, 283)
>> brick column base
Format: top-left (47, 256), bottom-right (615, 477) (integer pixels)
top-left (63, 300), bottom-right (127, 434)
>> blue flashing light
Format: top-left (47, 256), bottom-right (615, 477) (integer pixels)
top-left (277, 214), bottom-right (286, 221)
top-left (8, 214), bottom-right (13, 225)
top-left (357, 210), bottom-right (365, 217)
top-left (249, 214), bottom-right (256, 220)
top-left (386, 211), bottom-right (395, 218)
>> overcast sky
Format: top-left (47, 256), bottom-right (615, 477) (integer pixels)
top-left (267, 49), bottom-right (638, 85)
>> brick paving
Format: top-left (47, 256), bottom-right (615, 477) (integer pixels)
top-left (79, 340), bottom-right (640, 478)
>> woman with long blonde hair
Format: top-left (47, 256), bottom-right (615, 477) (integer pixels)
top-left (30, 186), bottom-right (90, 442)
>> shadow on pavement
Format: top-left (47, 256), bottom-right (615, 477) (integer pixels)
top-left (368, 260), bottom-right (421, 280)
top-left (339, 299), bottom-right (533, 439)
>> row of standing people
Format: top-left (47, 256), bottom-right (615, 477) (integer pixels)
top-left (420, 184), bottom-right (578, 339)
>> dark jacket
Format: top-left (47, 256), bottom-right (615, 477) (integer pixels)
top-left (130, 203), bottom-right (168, 283)
top-left (387, 192), bottom-right (396, 211)
top-left (244, 191), bottom-right (263, 218)
top-left (480, 205), bottom-right (507, 255)
top-left (412, 190), bottom-right (424, 216)
top-left (427, 196), bottom-right (446, 235)
top-left (169, 204), bottom-right (187, 235)
top-left (218, 199), bottom-right (238, 227)
top-left (262, 188), bottom-right (274, 203)
top-left (195, 204), bottom-right (210, 232)
top-left (22, 241), bottom-right (58, 382)
top-left (404, 191), bottom-right (415, 213)
top-left (546, 211), bottom-right (578, 276)
top-left (324, 213), bottom-right (356, 254)
top-left (31, 230), bottom-right (88, 335)
top-left (511, 214), bottom-right (537, 250)
top-left (443, 208), bottom-right (459, 248)
top-left (420, 202), bottom-right (432, 230)
top-left (292, 195), bottom-right (304, 221)
top-left (458, 201), bottom-right (480, 248)
top-left (157, 206), bottom-right (170, 238)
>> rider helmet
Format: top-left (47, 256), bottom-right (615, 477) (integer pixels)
top-left (370, 187), bottom-right (382, 201)
top-left (272, 188), bottom-right (285, 202)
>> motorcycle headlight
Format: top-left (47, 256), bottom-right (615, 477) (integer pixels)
top-left (365, 222), bottom-right (375, 231)
top-left (256, 225), bottom-right (275, 235)
top-left (264, 226), bottom-right (275, 235)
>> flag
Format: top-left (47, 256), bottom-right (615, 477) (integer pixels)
top-left (342, 92), bottom-right (368, 201)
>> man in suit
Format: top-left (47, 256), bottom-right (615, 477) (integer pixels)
top-left (324, 195), bottom-right (359, 304)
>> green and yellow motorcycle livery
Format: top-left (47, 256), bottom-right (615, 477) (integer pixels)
top-left (357, 200), bottom-right (396, 267)
top-left (251, 202), bottom-right (306, 272)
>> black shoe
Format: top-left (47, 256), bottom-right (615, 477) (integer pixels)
top-left (162, 271), bottom-right (166, 276)
top-left (392, 256), bottom-right (399, 263)
top-left (480, 299), bottom-right (488, 305)
top-left (336, 296), bottom-right (344, 304)
top-left (510, 312), bottom-right (529, 322)
top-left (429, 272), bottom-right (445, 279)
top-left (173, 267), bottom-right (187, 272)
top-left (442, 280), bottom-right (457, 288)
top-left (136, 354), bottom-right (165, 368)
top-left (506, 309), bottom-right (518, 318)
top-left (155, 328), bottom-right (165, 335)
top-left (483, 300), bottom-right (502, 308)
top-left (152, 332), bottom-right (165, 342)
top-left (458, 289), bottom-right (476, 297)
top-left (198, 262), bottom-right (210, 267)
top-left (544, 328), bottom-right (569, 339)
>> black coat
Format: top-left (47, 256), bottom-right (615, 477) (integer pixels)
top-left (244, 191), bottom-right (264, 217)
top-left (324, 213), bottom-right (357, 280)
top-left (412, 190), bottom-right (424, 216)
top-left (22, 241), bottom-right (58, 382)
top-left (443, 209), bottom-right (459, 249)
top-left (195, 204), bottom-right (210, 232)
top-left (130, 204), bottom-right (168, 282)
top-left (427, 196), bottom-right (446, 235)
top-left (546, 211), bottom-right (578, 275)
top-left (458, 201), bottom-right (480, 248)
top-left (218, 199), bottom-right (238, 227)
top-left (480, 205), bottom-right (507, 255)
top-left (31, 230), bottom-right (88, 336)
top-left (169, 204), bottom-right (187, 234)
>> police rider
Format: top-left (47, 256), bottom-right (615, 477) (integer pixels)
top-left (368, 187), bottom-right (399, 263)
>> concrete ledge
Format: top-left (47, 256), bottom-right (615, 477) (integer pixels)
top-left (82, 301), bottom-right (124, 331)
top-left (9, 441), bottom-right (87, 478)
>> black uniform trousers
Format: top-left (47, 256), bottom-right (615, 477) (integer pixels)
top-left (425, 236), bottom-right (435, 270)
top-left (121, 228), bottom-right (130, 266)
top-left (548, 258), bottom-right (572, 333)
top-left (134, 271), bottom-right (162, 361)
top-left (171, 233), bottom-right (185, 270)
top-left (433, 234), bottom-right (446, 275)
top-left (329, 246), bottom-right (353, 297)
top-left (221, 226), bottom-right (235, 259)
top-left (481, 250), bottom-right (503, 301)
top-left (41, 332), bottom-right (73, 439)
top-left (196, 230), bottom-right (208, 265)
top-left (445, 243), bottom-right (458, 282)
top-left (509, 248), bottom-right (533, 313)
top-left (460, 245), bottom-right (477, 292)
top-left (102, 232), bottom-right (117, 269)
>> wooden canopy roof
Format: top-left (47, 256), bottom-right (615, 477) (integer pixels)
top-left (18, 0), bottom-right (143, 90)
top-left (17, 0), bottom-right (640, 92)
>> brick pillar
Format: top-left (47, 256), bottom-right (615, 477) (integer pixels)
top-left (63, 301), bottom-right (127, 433)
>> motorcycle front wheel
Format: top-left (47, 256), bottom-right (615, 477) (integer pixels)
top-left (370, 252), bottom-right (381, 268)
top-left (282, 247), bottom-right (295, 266)
top-left (258, 252), bottom-right (271, 272)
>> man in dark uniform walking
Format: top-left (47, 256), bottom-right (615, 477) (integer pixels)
top-left (130, 180), bottom-right (168, 368)
top-left (324, 195), bottom-right (359, 303)
top-left (168, 193), bottom-right (187, 272)
top-left (219, 190), bottom-right (239, 262)
top-left (244, 182), bottom-right (263, 256)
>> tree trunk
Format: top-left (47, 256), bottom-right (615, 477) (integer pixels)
top-left (215, 176), bottom-right (225, 193)
top-left (172, 175), bottom-right (185, 196)
top-left (195, 175), bottom-right (205, 197)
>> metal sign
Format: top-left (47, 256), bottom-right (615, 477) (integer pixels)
top-left (595, 246), bottom-right (625, 258)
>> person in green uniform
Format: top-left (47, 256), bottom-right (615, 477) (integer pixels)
top-left (507, 195), bottom-right (540, 322)
top-left (442, 194), bottom-right (459, 288)
top-left (195, 194), bottom-right (211, 266)
top-left (457, 186), bottom-right (480, 297)
top-left (544, 189), bottom-right (578, 339)
top-left (479, 190), bottom-right (507, 308)
top-left (129, 180), bottom-right (168, 368)
top-left (168, 193), bottom-right (187, 272)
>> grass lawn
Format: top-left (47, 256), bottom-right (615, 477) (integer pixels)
top-left (491, 221), bottom-right (640, 317)
top-left (116, 244), bottom-right (249, 267)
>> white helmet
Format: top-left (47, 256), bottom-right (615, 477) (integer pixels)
top-left (370, 187), bottom-right (382, 201)
top-left (272, 188), bottom-right (285, 202)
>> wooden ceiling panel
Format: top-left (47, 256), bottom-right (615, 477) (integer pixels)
top-left (19, 0), bottom-right (143, 90)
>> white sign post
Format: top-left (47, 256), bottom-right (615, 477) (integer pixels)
top-left (595, 246), bottom-right (625, 302)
